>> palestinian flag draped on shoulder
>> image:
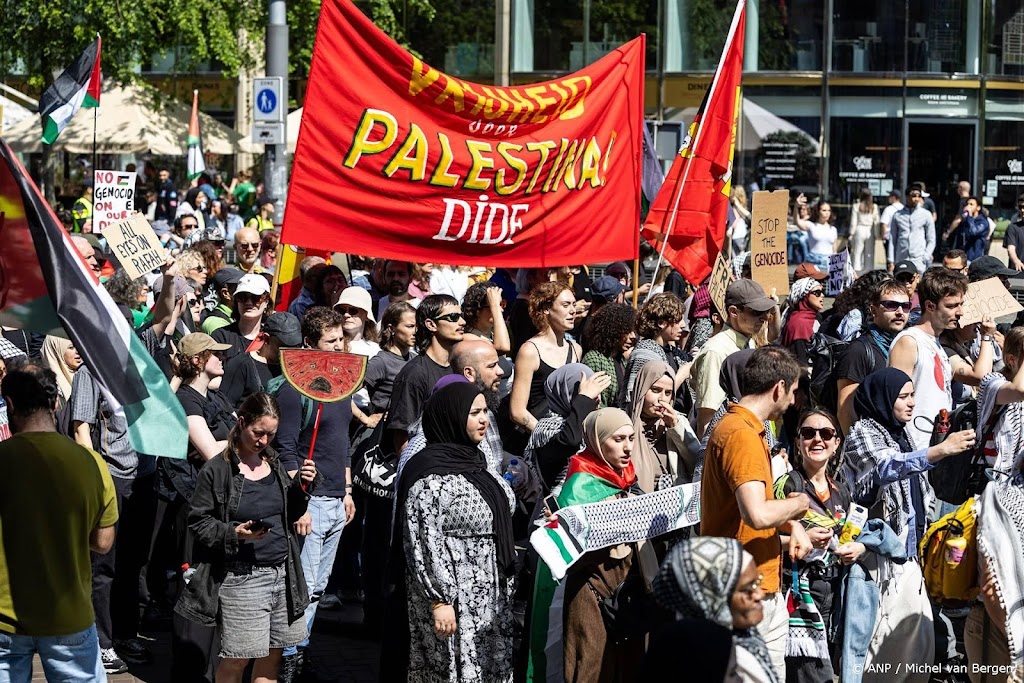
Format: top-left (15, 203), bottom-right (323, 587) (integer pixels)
top-left (0, 140), bottom-right (187, 459)
top-left (39, 36), bottom-right (102, 144)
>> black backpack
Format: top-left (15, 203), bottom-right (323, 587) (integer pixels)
top-left (928, 399), bottom-right (1003, 505)
top-left (807, 333), bottom-right (851, 413)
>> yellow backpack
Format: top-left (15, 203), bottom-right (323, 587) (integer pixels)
top-left (919, 496), bottom-right (980, 606)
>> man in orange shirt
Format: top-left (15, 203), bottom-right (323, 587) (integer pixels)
top-left (701, 345), bottom-right (813, 680)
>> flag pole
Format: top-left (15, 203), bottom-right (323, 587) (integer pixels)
top-left (92, 106), bottom-right (98, 179)
top-left (645, 0), bottom-right (745, 302)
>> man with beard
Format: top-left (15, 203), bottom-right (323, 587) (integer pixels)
top-left (374, 260), bottom-right (418, 320)
top-left (450, 339), bottom-right (506, 474)
top-left (834, 279), bottom-right (912, 433)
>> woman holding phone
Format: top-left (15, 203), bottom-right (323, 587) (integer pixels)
top-left (176, 392), bottom-right (319, 683)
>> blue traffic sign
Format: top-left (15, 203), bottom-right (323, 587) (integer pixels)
top-left (256, 89), bottom-right (278, 115)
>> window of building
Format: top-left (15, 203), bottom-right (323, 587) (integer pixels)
top-left (829, 116), bottom-right (903, 207)
top-left (984, 91), bottom-right (1024, 219)
top-left (753, 0), bottom-right (825, 71)
top-left (988, 1), bottom-right (1024, 76)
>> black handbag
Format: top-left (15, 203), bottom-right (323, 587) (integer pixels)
top-left (590, 574), bottom-right (664, 644)
top-left (351, 417), bottom-right (398, 500)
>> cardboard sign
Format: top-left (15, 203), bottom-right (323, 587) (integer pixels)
top-left (102, 213), bottom-right (165, 280)
top-left (708, 251), bottom-right (733, 318)
top-left (959, 277), bottom-right (1024, 326)
top-left (750, 190), bottom-right (790, 297)
top-left (827, 249), bottom-right (849, 297)
top-left (93, 170), bottom-right (136, 233)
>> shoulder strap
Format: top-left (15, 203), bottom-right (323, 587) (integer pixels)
top-left (566, 343), bottom-right (576, 363)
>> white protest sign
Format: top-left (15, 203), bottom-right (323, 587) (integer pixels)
top-left (93, 170), bottom-right (136, 233)
top-left (959, 277), bottom-right (1023, 326)
top-left (826, 249), bottom-right (849, 297)
top-left (101, 213), bottom-right (165, 280)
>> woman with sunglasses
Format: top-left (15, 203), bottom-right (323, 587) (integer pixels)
top-left (646, 537), bottom-right (776, 683)
top-left (779, 278), bottom-right (825, 366)
top-left (178, 250), bottom-right (209, 288)
top-left (774, 410), bottom-right (854, 682)
top-left (841, 368), bottom-right (975, 672)
top-left (212, 274), bottom-right (271, 361)
top-left (331, 286), bottom-right (381, 428)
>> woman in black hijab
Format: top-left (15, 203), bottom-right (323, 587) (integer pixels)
top-left (392, 382), bottom-right (517, 682)
top-left (840, 368), bottom-right (975, 672)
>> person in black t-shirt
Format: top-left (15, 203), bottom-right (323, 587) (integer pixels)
top-left (212, 274), bottom-right (270, 360)
top-left (386, 294), bottom-right (463, 455)
top-left (220, 312), bottom-right (303, 408)
top-left (835, 280), bottom-right (911, 432)
top-left (1003, 193), bottom-right (1024, 272)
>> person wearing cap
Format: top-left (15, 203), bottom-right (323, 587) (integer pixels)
top-left (606, 261), bottom-right (650, 297)
top-left (1001, 192), bottom-right (1024, 272)
top-left (212, 273), bottom-right (271, 361)
top-left (174, 333), bottom-right (236, 461)
top-left (220, 312), bottom-right (302, 409)
top-left (887, 186), bottom-right (935, 275)
top-left (889, 267), bottom-right (993, 452)
top-left (591, 274), bottom-right (628, 308)
top-left (201, 267), bottom-right (244, 335)
top-left (691, 279), bottom-right (779, 439)
top-left (72, 179), bottom-right (94, 233)
top-left (793, 262), bottom-right (829, 283)
top-left (246, 196), bottom-right (276, 233)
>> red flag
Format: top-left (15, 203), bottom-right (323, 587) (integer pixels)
top-left (86, 35), bottom-right (102, 106)
top-left (642, 0), bottom-right (745, 285)
top-left (281, 0), bottom-right (644, 268)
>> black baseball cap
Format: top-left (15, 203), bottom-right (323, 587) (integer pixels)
top-left (968, 256), bottom-right (1017, 283)
top-left (263, 312), bottom-right (302, 347)
top-left (893, 261), bottom-right (919, 280)
top-left (213, 267), bottom-right (244, 288)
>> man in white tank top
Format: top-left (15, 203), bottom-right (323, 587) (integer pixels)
top-left (889, 267), bottom-right (994, 450)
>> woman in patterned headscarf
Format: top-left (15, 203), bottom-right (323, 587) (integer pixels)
top-left (650, 536), bottom-right (777, 683)
top-left (779, 277), bottom-right (826, 366)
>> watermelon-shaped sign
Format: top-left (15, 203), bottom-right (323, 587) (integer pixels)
top-left (279, 349), bottom-right (366, 402)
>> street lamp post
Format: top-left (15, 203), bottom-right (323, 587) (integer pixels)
top-left (265, 0), bottom-right (289, 222)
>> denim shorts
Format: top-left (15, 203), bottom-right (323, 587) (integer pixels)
top-left (218, 563), bottom-right (306, 659)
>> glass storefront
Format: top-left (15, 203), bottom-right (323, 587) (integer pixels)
top-left (984, 89), bottom-right (1024, 219)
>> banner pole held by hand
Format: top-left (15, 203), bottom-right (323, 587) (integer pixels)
top-left (302, 403), bottom-right (324, 492)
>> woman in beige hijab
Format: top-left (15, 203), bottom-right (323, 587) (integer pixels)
top-left (626, 360), bottom-right (700, 492)
top-left (41, 336), bottom-right (82, 404)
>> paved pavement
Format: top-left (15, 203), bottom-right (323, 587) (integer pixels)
top-left (30, 602), bottom-right (379, 682)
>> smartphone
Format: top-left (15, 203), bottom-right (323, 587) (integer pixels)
top-left (543, 494), bottom-right (560, 514)
top-left (249, 519), bottom-right (274, 533)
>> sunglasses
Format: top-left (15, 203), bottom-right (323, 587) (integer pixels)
top-left (878, 299), bottom-right (913, 312)
top-left (336, 306), bottom-right (364, 317)
top-left (799, 426), bottom-right (838, 441)
top-left (212, 240), bottom-right (226, 247)
top-left (187, 298), bottom-right (201, 306)
top-left (808, 289), bottom-right (824, 297)
top-left (433, 312), bottom-right (464, 323)
top-left (235, 293), bottom-right (267, 304)
top-left (737, 573), bottom-right (764, 596)
top-left (180, 223), bottom-right (198, 230)
top-left (237, 242), bottom-right (259, 250)
top-left (190, 265), bottom-right (207, 273)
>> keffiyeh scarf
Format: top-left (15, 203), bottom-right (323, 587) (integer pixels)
top-left (978, 480), bottom-right (1024, 665)
top-left (786, 568), bottom-right (829, 661)
top-left (841, 418), bottom-right (919, 544)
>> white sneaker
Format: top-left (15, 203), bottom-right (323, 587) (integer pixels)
top-left (101, 647), bottom-right (128, 674)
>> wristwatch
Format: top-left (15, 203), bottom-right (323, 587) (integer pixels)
top-left (982, 335), bottom-right (993, 342)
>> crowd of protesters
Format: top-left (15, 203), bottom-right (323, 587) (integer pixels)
top-left (2, 180), bottom-right (1024, 683)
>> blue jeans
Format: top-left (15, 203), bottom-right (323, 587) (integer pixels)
top-left (283, 496), bottom-right (347, 656)
top-left (0, 624), bottom-right (106, 682)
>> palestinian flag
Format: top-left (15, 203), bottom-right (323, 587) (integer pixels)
top-left (39, 36), bottom-right (102, 145)
top-left (187, 90), bottom-right (206, 181)
top-left (0, 139), bottom-right (187, 459)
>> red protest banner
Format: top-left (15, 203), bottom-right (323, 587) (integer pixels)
top-left (282, 0), bottom-right (645, 268)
